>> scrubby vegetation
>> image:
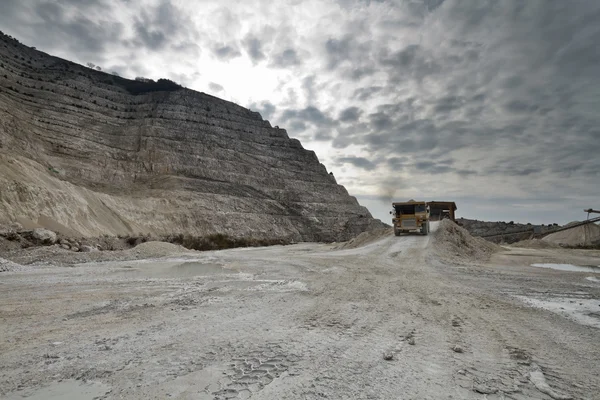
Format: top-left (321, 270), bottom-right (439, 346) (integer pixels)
top-left (114, 77), bottom-right (182, 95)
top-left (164, 233), bottom-right (289, 251)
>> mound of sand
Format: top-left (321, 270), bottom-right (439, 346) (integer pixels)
top-left (542, 223), bottom-right (600, 247)
top-left (0, 257), bottom-right (25, 272)
top-left (126, 241), bottom-right (192, 258)
top-left (334, 227), bottom-right (393, 250)
top-left (431, 219), bottom-right (502, 264)
top-left (511, 239), bottom-right (562, 249)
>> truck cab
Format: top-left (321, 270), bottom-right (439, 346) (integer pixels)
top-left (391, 200), bottom-right (431, 236)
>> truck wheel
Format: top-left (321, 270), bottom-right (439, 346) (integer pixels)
top-left (421, 222), bottom-right (429, 235)
top-left (394, 230), bottom-right (401, 236)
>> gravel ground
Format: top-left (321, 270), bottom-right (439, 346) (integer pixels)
top-left (1, 222), bottom-right (599, 399)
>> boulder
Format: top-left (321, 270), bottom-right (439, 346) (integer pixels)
top-left (79, 245), bottom-right (98, 252)
top-left (32, 228), bottom-right (57, 244)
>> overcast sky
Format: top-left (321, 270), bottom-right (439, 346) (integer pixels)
top-left (1, 0), bottom-right (599, 224)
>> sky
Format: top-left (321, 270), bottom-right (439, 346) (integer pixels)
top-left (1, 0), bottom-right (599, 225)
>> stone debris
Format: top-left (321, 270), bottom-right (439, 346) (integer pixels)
top-left (451, 345), bottom-right (464, 353)
top-left (529, 364), bottom-right (573, 400)
top-left (79, 245), bottom-right (98, 253)
top-left (431, 219), bottom-right (502, 264)
top-left (32, 228), bottom-right (57, 244)
top-left (0, 257), bottom-right (25, 272)
top-left (542, 223), bottom-right (600, 247)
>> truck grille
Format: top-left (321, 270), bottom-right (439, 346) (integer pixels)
top-left (401, 218), bottom-right (416, 228)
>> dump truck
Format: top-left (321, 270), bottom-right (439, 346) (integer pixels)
top-left (390, 200), bottom-right (431, 236)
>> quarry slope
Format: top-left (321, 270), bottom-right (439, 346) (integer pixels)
top-left (1, 221), bottom-right (598, 399)
top-left (0, 32), bottom-right (378, 241)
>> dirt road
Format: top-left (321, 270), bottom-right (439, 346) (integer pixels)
top-left (1, 222), bottom-right (599, 399)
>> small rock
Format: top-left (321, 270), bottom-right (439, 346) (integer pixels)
top-left (32, 228), bottom-right (57, 244)
top-left (61, 244), bottom-right (70, 250)
top-left (452, 345), bottom-right (463, 353)
top-left (474, 384), bottom-right (498, 394)
top-left (383, 352), bottom-right (394, 361)
top-left (80, 245), bottom-right (98, 253)
top-left (71, 247), bottom-right (79, 252)
top-left (407, 338), bottom-right (416, 345)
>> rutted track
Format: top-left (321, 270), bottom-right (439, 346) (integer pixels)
top-left (1, 222), bottom-right (599, 399)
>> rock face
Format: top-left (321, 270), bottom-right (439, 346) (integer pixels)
top-left (0, 32), bottom-right (381, 242)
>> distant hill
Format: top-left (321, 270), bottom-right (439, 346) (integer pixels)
top-left (457, 218), bottom-right (560, 244)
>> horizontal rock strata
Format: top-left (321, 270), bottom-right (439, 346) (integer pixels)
top-left (0, 32), bottom-right (381, 242)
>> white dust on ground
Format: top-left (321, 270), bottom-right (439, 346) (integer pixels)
top-left (511, 239), bottom-right (562, 249)
top-left (124, 241), bottom-right (192, 258)
top-left (3, 241), bottom-right (198, 267)
top-left (333, 227), bottom-right (393, 250)
top-left (529, 364), bottom-right (574, 400)
top-left (1, 220), bottom-right (599, 399)
top-left (543, 222), bottom-right (600, 246)
top-left (430, 219), bottom-right (502, 264)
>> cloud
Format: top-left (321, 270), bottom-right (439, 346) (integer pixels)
top-left (213, 45), bottom-right (242, 61)
top-left (242, 34), bottom-right (265, 63)
top-left (249, 101), bottom-right (277, 122)
top-left (209, 82), bottom-right (224, 92)
top-left (280, 106), bottom-right (336, 128)
top-left (352, 86), bottom-right (383, 101)
top-left (0, 0), bottom-right (598, 224)
top-left (270, 48), bottom-right (301, 68)
top-left (338, 106), bottom-right (362, 122)
top-left (337, 156), bottom-right (377, 171)
top-left (131, 1), bottom-right (198, 52)
top-left (23, 0), bottom-right (124, 58)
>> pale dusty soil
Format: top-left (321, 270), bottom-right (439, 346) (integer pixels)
top-left (1, 223), bottom-right (599, 399)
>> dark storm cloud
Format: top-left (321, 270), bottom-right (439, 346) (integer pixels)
top-left (379, 44), bottom-right (420, 68)
top-left (133, 0), bottom-right (197, 51)
top-left (387, 156), bottom-right (408, 169)
top-left (270, 48), bottom-right (302, 68)
top-left (324, 36), bottom-right (353, 70)
top-left (249, 101), bottom-right (277, 121)
top-left (352, 86), bottom-right (383, 101)
top-left (242, 34), bottom-right (265, 63)
top-left (314, 131), bottom-right (333, 141)
top-left (0, 0), bottom-right (198, 63)
top-left (323, 35), bottom-right (376, 80)
top-left (213, 45), bottom-right (242, 61)
top-left (338, 107), bottom-right (362, 123)
top-left (434, 96), bottom-right (465, 113)
top-left (289, 120), bottom-right (308, 132)
top-left (1, 0), bottom-right (124, 59)
top-left (336, 156), bottom-right (377, 171)
top-left (425, 0), bottom-right (446, 12)
top-left (504, 100), bottom-right (538, 114)
top-left (331, 122), bottom-right (370, 149)
top-left (280, 106), bottom-right (336, 128)
top-left (318, 0), bottom-right (600, 188)
top-left (209, 82), bottom-right (224, 92)
top-left (368, 112), bottom-right (393, 131)
top-left (348, 66), bottom-right (376, 81)
top-left (302, 76), bottom-right (316, 103)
